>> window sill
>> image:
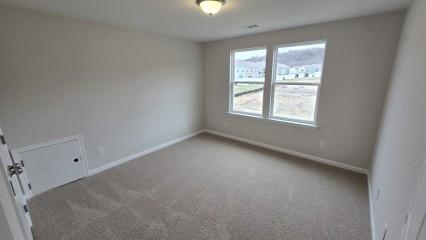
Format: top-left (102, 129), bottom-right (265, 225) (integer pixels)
top-left (226, 112), bottom-right (319, 129)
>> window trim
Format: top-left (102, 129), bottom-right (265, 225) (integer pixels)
top-left (226, 111), bottom-right (319, 129)
top-left (228, 40), bottom-right (327, 128)
top-left (229, 46), bottom-right (267, 117)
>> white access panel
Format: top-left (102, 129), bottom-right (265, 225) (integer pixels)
top-left (20, 139), bottom-right (86, 196)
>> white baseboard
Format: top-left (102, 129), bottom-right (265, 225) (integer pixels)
top-left (89, 128), bottom-right (368, 175)
top-left (367, 173), bottom-right (377, 240)
top-left (204, 129), bottom-right (368, 174)
top-left (88, 130), bottom-right (204, 175)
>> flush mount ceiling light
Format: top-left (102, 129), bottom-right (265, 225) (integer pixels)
top-left (196, 0), bottom-right (225, 15)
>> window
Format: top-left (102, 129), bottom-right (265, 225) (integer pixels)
top-left (230, 48), bottom-right (267, 115)
top-left (271, 42), bottom-right (326, 124)
top-left (229, 41), bottom-right (326, 127)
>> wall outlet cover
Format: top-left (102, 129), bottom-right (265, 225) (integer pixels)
top-left (97, 147), bottom-right (104, 156)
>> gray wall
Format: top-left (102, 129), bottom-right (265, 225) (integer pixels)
top-left (369, 0), bottom-right (426, 239)
top-left (203, 12), bottom-right (404, 170)
top-left (0, 5), bottom-right (204, 170)
top-left (0, 204), bottom-right (13, 240)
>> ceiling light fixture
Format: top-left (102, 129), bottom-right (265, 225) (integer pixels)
top-left (196, 0), bottom-right (225, 15)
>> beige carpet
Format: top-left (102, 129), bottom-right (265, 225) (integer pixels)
top-left (28, 133), bottom-right (371, 240)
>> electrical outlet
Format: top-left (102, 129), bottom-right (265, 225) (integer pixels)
top-left (97, 147), bottom-right (104, 161)
top-left (320, 140), bottom-right (326, 148)
top-left (97, 147), bottom-right (104, 155)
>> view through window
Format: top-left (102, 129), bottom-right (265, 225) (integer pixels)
top-left (231, 48), bottom-right (266, 115)
top-left (230, 41), bottom-right (326, 125)
top-left (272, 42), bottom-right (326, 123)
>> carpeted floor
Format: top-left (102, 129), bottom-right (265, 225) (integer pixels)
top-left (28, 133), bottom-right (371, 240)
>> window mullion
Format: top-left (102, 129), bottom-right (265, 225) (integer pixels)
top-left (262, 46), bottom-right (274, 118)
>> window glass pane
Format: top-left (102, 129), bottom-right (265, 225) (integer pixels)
top-left (233, 83), bottom-right (263, 114)
top-left (273, 85), bottom-right (318, 122)
top-left (234, 49), bottom-right (267, 83)
top-left (275, 43), bottom-right (325, 84)
top-left (232, 48), bottom-right (266, 115)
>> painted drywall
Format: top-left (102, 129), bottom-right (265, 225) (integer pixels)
top-left (0, 5), bottom-right (204, 170)
top-left (0, 203), bottom-right (13, 240)
top-left (203, 12), bottom-right (404, 169)
top-left (369, 0), bottom-right (426, 239)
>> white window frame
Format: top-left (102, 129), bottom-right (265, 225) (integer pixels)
top-left (229, 46), bottom-right (268, 117)
top-left (269, 40), bottom-right (327, 126)
top-left (228, 40), bottom-right (327, 128)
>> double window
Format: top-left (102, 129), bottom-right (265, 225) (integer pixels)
top-left (229, 41), bottom-right (326, 126)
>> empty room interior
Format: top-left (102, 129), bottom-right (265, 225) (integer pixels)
top-left (0, 0), bottom-right (425, 239)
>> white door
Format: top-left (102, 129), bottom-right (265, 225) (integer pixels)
top-left (0, 127), bottom-right (33, 240)
top-left (401, 158), bottom-right (426, 240)
top-left (19, 139), bottom-right (87, 196)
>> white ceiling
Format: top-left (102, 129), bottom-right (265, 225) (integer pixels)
top-left (0, 0), bottom-right (412, 42)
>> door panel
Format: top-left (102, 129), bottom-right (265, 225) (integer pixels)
top-left (401, 159), bottom-right (426, 240)
top-left (20, 139), bottom-right (86, 196)
top-left (0, 127), bottom-right (33, 240)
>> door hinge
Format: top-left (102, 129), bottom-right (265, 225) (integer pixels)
top-left (0, 135), bottom-right (6, 145)
top-left (23, 204), bottom-right (28, 213)
top-left (20, 160), bottom-right (24, 167)
top-left (28, 183), bottom-right (32, 190)
top-left (8, 163), bottom-right (24, 176)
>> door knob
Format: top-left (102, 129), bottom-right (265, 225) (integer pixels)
top-left (8, 163), bottom-right (23, 176)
